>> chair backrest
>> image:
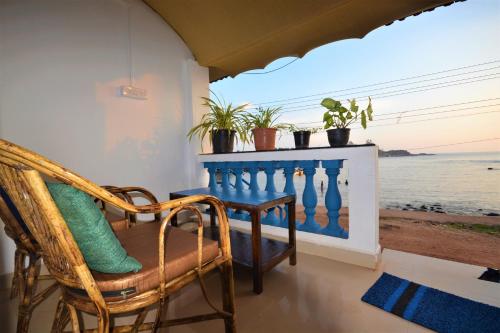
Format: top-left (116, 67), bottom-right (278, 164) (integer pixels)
top-left (0, 139), bottom-right (139, 307)
top-left (0, 185), bottom-right (37, 253)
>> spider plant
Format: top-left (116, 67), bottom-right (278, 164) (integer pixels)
top-left (243, 106), bottom-right (291, 151)
top-left (243, 106), bottom-right (290, 131)
top-left (187, 96), bottom-right (249, 151)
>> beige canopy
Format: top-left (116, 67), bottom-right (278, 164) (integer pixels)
top-left (143, 0), bottom-right (461, 82)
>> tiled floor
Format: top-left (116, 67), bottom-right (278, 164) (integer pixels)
top-left (1, 249), bottom-right (499, 332)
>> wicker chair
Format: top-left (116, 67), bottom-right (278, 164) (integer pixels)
top-left (0, 183), bottom-right (163, 332)
top-left (0, 139), bottom-right (236, 333)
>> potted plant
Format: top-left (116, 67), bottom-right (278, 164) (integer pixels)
top-left (244, 107), bottom-right (290, 151)
top-left (187, 96), bottom-right (248, 153)
top-left (288, 125), bottom-right (320, 149)
top-left (321, 97), bottom-right (373, 147)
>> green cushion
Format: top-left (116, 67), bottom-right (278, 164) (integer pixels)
top-left (46, 182), bottom-right (142, 273)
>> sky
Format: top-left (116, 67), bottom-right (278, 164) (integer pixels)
top-left (211, 0), bottom-right (500, 153)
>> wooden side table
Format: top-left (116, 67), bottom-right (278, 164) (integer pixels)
top-left (170, 187), bottom-right (296, 294)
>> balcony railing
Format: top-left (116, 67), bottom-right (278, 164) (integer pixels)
top-left (198, 144), bottom-right (380, 268)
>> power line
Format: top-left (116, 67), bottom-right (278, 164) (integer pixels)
top-left (277, 73), bottom-right (500, 112)
top-left (254, 60), bottom-right (500, 105)
top-left (242, 58), bottom-right (299, 75)
top-left (353, 110), bottom-right (500, 129)
top-left (293, 102), bottom-right (500, 126)
top-left (288, 110), bottom-right (500, 131)
top-left (277, 75), bottom-right (500, 113)
top-left (408, 138), bottom-right (500, 150)
top-left (255, 65), bottom-right (500, 109)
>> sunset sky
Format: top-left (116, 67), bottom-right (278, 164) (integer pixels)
top-left (211, 0), bottom-right (500, 153)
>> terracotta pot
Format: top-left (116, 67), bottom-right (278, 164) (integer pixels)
top-left (252, 128), bottom-right (277, 151)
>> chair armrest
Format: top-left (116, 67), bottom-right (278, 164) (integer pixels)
top-left (101, 186), bottom-right (161, 222)
top-left (156, 196), bottom-right (231, 297)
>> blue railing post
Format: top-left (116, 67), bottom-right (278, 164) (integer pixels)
top-left (280, 160), bottom-right (297, 228)
top-left (204, 162), bottom-right (218, 191)
top-left (297, 160), bottom-right (321, 232)
top-left (261, 161), bottom-right (280, 226)
top-left (247, 162), bottom-right (260, 192)
top-left (220, 163), bottom-right (230, 192)
top-left (230, 162), bottom-right (244, 192)
top-left (321, 160), bottom-right (348, 238)
top-left (228, 162), bottom-right (249, 220)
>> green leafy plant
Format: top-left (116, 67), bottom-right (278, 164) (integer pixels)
top-left (321, 97), bottom-right (373, 129)
top-left (187, 96), bottom-right (249, 148)
top-left (243, 106), bottom-right (290, 130)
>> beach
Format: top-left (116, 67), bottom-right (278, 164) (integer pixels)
top-left (296, 205), bottom-right (500, 268)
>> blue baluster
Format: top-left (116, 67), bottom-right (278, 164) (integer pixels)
top-left (280, 161), bottom-right (297, 228)
top-left (220, 163), bottom-right (230, 192)
top-left (261, 161), bottom-right (280, 226)
top-left (247, 162), bottom-right (260, 192)
top-left (229, 162), bottom-right (248, 220)
top-left (230, 162), bottom-right (244, 192)
top-left (297, 160), bottom-right (321, 233)
top-left (321, 160), bottom-right (348, 238)
top-left (204, 162), bottom-right (218, 192)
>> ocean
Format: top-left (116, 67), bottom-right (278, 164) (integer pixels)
top-left (254, 151), bottom-right (500, 216)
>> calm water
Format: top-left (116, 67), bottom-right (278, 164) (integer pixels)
top-left (255, 152), bottom-right (500, 216)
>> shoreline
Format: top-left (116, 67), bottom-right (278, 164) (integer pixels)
top-left (295, 205), bottom-right (500, 268)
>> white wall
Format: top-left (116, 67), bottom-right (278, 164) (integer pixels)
top-left (0, 0), bottom-right (209, 274)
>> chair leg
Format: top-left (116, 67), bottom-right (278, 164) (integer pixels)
top-left (16, 253), bottom-right (40, 333)
top-left (96, 308), bottom-right (110, 333)
top-left (66, 304), bottom-right (81, 333)
top-left (51, 297), bottom-right (70, 333)
top-left (152, 298), bottom-right (168, 333)
top-left (220, 261), bottom-right (236, 333)
top-left (131, 307), bottom-right (149, 333)
top-left (10, 249), bottom-right (24, 299)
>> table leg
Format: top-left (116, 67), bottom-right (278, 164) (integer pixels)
top-left (169, 194), bottom-right (178, 227)
top-left (288, 201), bottom-right (297, 266)
top-left (210, 205), bottom-right (216, 227)
top-left (251, 210), bottom-right (263, 294)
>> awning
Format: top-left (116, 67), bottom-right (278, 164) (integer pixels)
top-left (143, 0), bottom-right (462, 82)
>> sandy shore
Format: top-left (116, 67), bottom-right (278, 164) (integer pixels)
top-left (296, 205), bottom-right (500, 269)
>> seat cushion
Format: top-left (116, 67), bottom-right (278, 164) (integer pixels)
top-left (46, 183), bottom-right (142, 273)
top-left (91, 222), bottom-right (220, 297)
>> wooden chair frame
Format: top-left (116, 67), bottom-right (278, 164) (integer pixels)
top-left (0, 194), bottom-right (59, 333)
top-left (0, 139), bottom-right (236, 333)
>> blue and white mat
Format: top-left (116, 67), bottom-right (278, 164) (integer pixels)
top-left (362, 273), bottom-right (500, 333)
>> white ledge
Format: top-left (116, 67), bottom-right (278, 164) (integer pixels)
top-left (198, 145), bottom-right (377, 163)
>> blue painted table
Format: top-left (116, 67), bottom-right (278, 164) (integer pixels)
top-left (170, 187), bottom-right (296, 294)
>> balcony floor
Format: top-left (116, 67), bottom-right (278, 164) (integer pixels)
top-left (1, 249), bottom-right (499, 332)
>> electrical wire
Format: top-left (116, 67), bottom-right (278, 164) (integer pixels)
top-left (254, 60), bottom-right (500, 105)
top-left (407, 138), bottom-right (500, 150)
top-left (293, 102), bottom-right (500, 126)
top-left (276, 75), bottom-right (500, 113)
top-left (287, 110), bottom-right (500, 132)
top-left (242, 58), bottom-right (299, 75)
top-left (253, 65), bottom-right (500, 109)
top-left (275, 73), bottom-right (500, 112)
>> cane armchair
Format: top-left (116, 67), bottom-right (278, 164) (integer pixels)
top-left (0, 139), bottom-right (236, 333)
top-left (0, 182), bottom-right (163, 333)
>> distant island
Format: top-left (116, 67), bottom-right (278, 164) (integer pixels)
top-left (378, 149), bottom-right (434, 157)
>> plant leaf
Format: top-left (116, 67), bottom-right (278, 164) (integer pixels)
top-left (361, 111), bottom-right (367, 129)
top-left (321, 98), bottom-right (337, 110)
